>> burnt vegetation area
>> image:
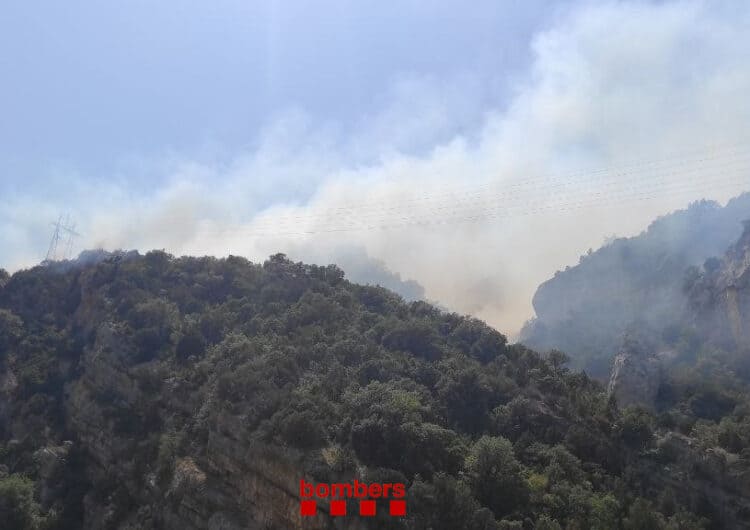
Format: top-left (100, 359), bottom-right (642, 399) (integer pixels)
top-left (0, 251), bottom-right (747, 529)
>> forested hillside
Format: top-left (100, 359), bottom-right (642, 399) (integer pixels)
top-left (522, 193), bottom-right (750, 376)
top-left (1, 251), bottom-right (749, 529)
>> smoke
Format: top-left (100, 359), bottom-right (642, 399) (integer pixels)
top-left (290, 243), bottom-right (426, 302)
top-left (3, 0), bottom-right (750, 337)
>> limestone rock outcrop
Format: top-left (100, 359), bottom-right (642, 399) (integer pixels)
top-left (687, 219), bottom-right (750, 350)
top-left (607, 337), bottom-right (663, 410)
top-left (522, 194), bottom-right (750, 374)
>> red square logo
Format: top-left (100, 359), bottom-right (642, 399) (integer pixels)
top-left (390, 500), bottom-right (406, 516)
top-left (359, 499), bottom-right (376, 516)
top-left (330, 500), bottom-right (347, 516)
top-left (300, 500), bottom-right (317, 516)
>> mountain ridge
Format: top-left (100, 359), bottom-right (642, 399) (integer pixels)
top-left (521, 192), bottom-right (750, 376)
top-left (0, 250), bottom-right (748, 529)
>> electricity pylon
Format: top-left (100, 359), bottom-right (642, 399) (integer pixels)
top-left (45, 214), bottom-right (81, 262)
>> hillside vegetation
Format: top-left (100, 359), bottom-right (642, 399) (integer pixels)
top-left (1, 251), bottom-right (749, 529)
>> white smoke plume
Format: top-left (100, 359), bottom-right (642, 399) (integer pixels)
top-left (3, 1), bottom-right (750, 337)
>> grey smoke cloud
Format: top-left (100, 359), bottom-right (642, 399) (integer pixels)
top-left (3, 0), bottom-right (750, 337)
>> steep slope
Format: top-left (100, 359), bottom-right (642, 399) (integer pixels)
top-left (521, 192), bottom-right (750, 376)
top-left (0, 252), bottom-right (747, 529)
top-left (606, 335), bottom-right (664, 411)
top-left (685, 220), bottom-right (750, 352)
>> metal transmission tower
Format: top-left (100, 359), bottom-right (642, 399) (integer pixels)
top-left (45, 214), bottom-right (81, 262)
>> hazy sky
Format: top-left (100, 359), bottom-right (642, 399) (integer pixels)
top-left (2, 0), bottom-right (750, 335)
top-left (0, 0), bottom-right (561, 183)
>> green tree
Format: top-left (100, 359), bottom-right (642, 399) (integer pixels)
top-left (665, 511), bottom-right (707, 530)
top-left (0, 474), bottom-right (42, 530)
top-left (175, 328), bottom-right (206, 360)
top-left (409, 473), bottom-right (500, 530)
top-left (623, 498), bottom-right (664, 530)
top-left (619, 408), bottom-right (654, 450)
top-left (589, 493), bottom-right (620, 530)
top-left (547, 350), bottom-right (570, 373)
top-left (465, 436), bottom-right (529, 517)
top-left (381, 319), bottom-right (442, 360)
top-left (535, 515), bottom-right (562, 530)
top-left (0, 308), bottom-right (23, 353)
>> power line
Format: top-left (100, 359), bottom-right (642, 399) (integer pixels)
top-left (244, 155), bottom-right (750, 231)
top-left (249, 143), bottom-right (750, 220)
top-left (118, 142), bottom-right (750, 231)
top-left (108, 142), bottom-right (750, 239)
top-left (233, 162), bottom-right (750, 234)
top-left (224, 171), bottom-right (749, 236)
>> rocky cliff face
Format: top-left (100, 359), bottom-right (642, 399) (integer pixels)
top-left (604, 221), bottom-right (750, 413)
top-left (522, 194), bottom-right (750, 374)
top-left (686, 220), bottom-right (750, 351)
top-left (714, 220), bottom-right (750, 349)
top-left (607, 337), bottom-right (664, 411)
